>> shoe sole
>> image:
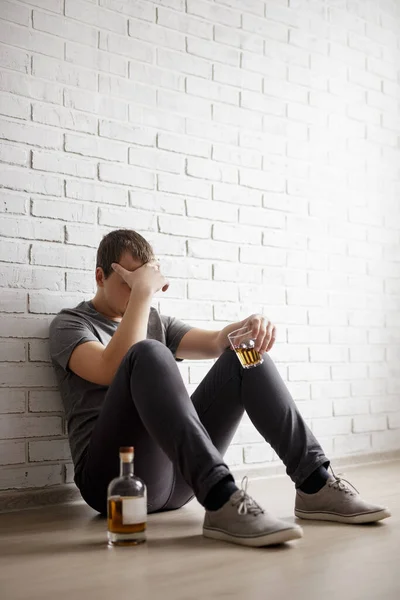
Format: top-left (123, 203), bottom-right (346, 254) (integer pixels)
top-left (203, 526), bottom-right (303, 547)
top-left (295, 508), bottom-right (391, 524)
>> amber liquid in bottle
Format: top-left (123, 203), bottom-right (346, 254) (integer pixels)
top-left (107, 446), bottom-right (147, 546)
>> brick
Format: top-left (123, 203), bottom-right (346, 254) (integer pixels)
top-left (31, 243), bottom-right (94, 270)
top-left (239, 284), bottom-right (285, 305)
top-left (213, 144), bottom-right (261, 169)
top-left (289, 360), bottom-right (330, 381)
top-left (0, 340), bottom-right (26, 362)
top-left (372, 430), bottom-right (400, 452)
top-left (32, 10), bottom-right (98, 46)
top-left (158, 173), bottom-right (210, 199)
top-left (0, 390), bottom-right (25, 414)
top-left (66, 42), bottom-right (127, 77)
top-left (32, 151), bottom-right (97, 179)
top-left (65, 90), bottom-right (128, 121)
top-left (158, 89), bottom-right (211, 119)
top-left (0, 465), bottom-right (63, 490)
top-left (186, 76), bottom-right (239, 105)
top-left (295, 400), bottom-right (332, 419)
top-left (129, 147), bottom-right (183, 174)
top-left (311, 382), bottom-right (350, 400)
top-left (129, 191), bottom-right (185, 214)
top-left (0, 264), bottom-right (64, 291)
top-left (215, 0), bottom-right (264, 15)
top-left (213, 103), bottom-right (262, 131)
top-left (29, 439), bottom-right (71, 462)
top-left (0, 43), bottom-right (30, 73)
top-left (243, 443), bottom-right (274, 464)
top-left (32, 199), bottom-right (95, 224)
top-left (157, 7), bottom-right (213, 40)
top-left (158, 133), bottom-right (210, 159)
top-left (388, 413), bottom-right (400, 430)
top-left (99, 120), bottom-right (155, 147)
top-left (213, 222), bottom-right (261, 245)
top-left (0, 191), bottom-right (27, 215)
top-left (187, 0), bottom-right (240, 26)
top-left (213, 183), bottom-right (261, 208)
top-left (99, 74), bottom-right (156, 105)
top-left (0, 165), bottom-right (63, 196)
top-left (65, 224), bottom-right (100, 248)
top-left (224, 445), bottom-right (243, 467)
top-left (186, 119), bottom-right (237, 145)
top-left (188, 239), bottom-right (238, 262)
top-left (187, 37), bottom-right (239, 66)
top-left (29, 390), bottom-right (63, 413)
top-left (214, 24), bottom-right (263, 54)
top-left (27, 340), bottom-right (51, 362)
top-left (99, 31), bottom-right (153, 63)
top-left (0, 441), bottom-right (26, 466)
top-left (240, 168), bottom-right (285, 192)
top-left (213, 63), bottom-right (262, 92)
top-left (313, 417), bottom-right (352, 436)
top-left (0, 71), bottom-right (63, 104)
top-left (240, 206), bottom-right (285, 229)
top-left (187, 157), bottom-right (223, 182)
top-left (370, 398), bottom-right (399, 414)
top-left (0, 238), bottom-right (29, 265)
top-left (333, 399), bottom-right (370, 417)
top-left (186, 198), bottom-right (237, 223)
top-left (157, 48), bottom-right (211, 79)
top-left (0, 21), bottom-right (64, 59)
top-left (99, 163), bottom-right (155, 189)
top-left (65, 134), bottom-right (126, 163)
top-left (0, 141), bottom-right (29, 167)
top-left (66, 180), bottom-right (127, 206)
top-left (0, 361), bottom-right (57, 386)
top-left (0, 92), bottom-right (30, 120)
top-left (129, 60), bottom-right (184, 91)
top-left (65, 0), bottom-right (127, 33)
top-left (159, 215), bottom-right (210, 239)
top-left (28, 292), bottom-right (85, 315)
top-left (66, 271), bottom-right (96, 294)
top-left (101, 0), bottom-right (155, 21)
top-left (353, 415), bottom-right (387, 434)
top-left (159, 299), bottom-right (212, 321)
top-left (0, 0), bottom-right (31, 26)
top-left (240, 245), bottom-right (286, 267)
top-left (33, 55), bottom-right (97, 90)
top-left (188, 280), bottom-right (237, 302)
top-left (334, 434), bottom-right (371, 456)
top-left (130, 19), bottom-right (184, 50)
top-left (137, 232), bottom-right (186, 256)
top-left (0, 120), bottom-right (63, 149)
top-left (19, 0), bottom-right (63, 11)
top-left (158, 257), bottom-right (210, 280)
top-left (98, 207), bottom-right (156, 230)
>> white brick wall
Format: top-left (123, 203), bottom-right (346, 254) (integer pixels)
top-left (0, 0), bottom-right (400, 495)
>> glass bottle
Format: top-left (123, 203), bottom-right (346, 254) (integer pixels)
top-left (107, 446), bottom-right (147, 546)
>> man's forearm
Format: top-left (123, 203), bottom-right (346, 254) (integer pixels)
top-left (101, 292), bottom-right (152, 379)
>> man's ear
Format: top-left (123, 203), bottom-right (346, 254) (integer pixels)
top-left (95, 266), bottom-right (106, 287)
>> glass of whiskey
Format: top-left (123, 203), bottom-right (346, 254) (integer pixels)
top-left (228, 327), bottom-right (264, 369)
top-left (107, 446), bottom-right (147, 546)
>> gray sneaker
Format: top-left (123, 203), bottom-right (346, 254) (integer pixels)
top-left (203, 477), bottom-right (303, 547)
top-left (295, 472), bottom-right (391, 524)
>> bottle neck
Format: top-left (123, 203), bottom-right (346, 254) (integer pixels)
top-left (120, 458), bottom-right (134, 477)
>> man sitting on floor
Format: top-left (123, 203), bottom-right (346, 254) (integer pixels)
top-left (49, 229), bottom-right (390, 548)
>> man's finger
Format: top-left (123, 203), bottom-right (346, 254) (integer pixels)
top-left (259, 321), bottom-right (273, 353)
top-left (266, 326), bottom-right (277, 352)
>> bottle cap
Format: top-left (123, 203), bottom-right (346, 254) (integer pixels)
top-left (119, 446), bottom-right (134, 453)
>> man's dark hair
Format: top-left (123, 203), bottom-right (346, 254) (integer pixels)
top-left (96, 229), bottom-right (154, 278)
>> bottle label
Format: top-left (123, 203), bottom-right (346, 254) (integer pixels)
top-left (122, 497), bottom-right (147, 525)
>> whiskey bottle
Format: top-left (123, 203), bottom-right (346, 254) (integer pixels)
top-left (107, 446), bottom-right (147, 546)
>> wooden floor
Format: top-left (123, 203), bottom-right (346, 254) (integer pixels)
top-left (0, 461), bottom-right (399, 600)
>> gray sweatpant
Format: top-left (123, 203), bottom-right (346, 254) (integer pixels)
top-left (75, 340), bottom-right (329, 514)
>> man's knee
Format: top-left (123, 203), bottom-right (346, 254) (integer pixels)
top-left (127, 339), bottom-right (168, 359)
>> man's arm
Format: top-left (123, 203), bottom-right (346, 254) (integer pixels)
top-left (176, 315), bottom-right (276, 360)
top-left (68, 263), bottom-right (168, 386)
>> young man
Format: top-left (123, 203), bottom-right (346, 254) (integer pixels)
top-left (50, 229), bottom-right (390, 548)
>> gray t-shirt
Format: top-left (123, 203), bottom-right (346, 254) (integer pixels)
top-left (49, 300), bottom-right (193, 473)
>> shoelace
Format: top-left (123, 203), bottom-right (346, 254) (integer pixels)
top-left (328, 466), bottom-right (359, 496)
top-left (231, 476), bottom-right (265, 516)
